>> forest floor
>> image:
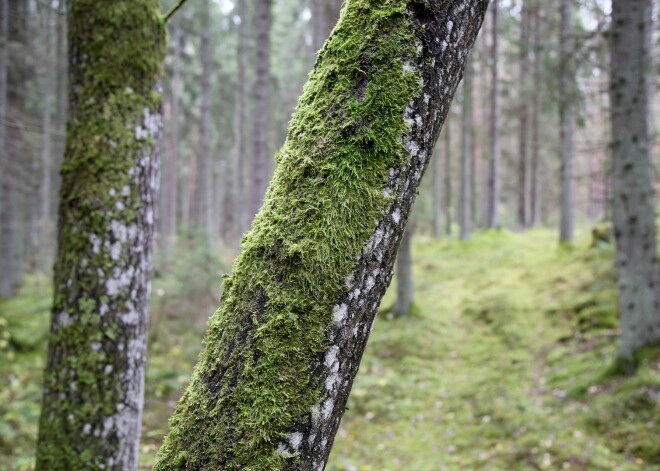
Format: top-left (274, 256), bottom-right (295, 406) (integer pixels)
top-left (1, 228), bottom-right (659, 470)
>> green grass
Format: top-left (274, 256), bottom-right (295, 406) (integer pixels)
top-left (1, 228), bottom-right (658, 470)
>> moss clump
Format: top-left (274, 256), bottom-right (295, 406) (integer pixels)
top-left (155, 1), bottom-right (424, 469)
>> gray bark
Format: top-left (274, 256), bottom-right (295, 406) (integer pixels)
top-left (432, 141), bottom-right (442, 238)
top-left (394, 222), bottom-right (414, 317)
top-left (154, 1), bottom-right (488, 469)
top-left (251, 0), bottom-right (272, 218)
top-left (610, 0), bottom-right (660, 363)
top-left (234, 0), bottom-right (249, 241)
top-left (444, 121), bottom-right (452, 236)
top-left (518, 0), bottom-right (531, 228)
top-left (199, 0), bottom-right (215, 244)
top-left (559, 0), bottom-right (574, 242)
top-left (530, 2), bottom-right (541, 226)
top-left (459, 59), bottom-right (473, 241)
top-left (486, 0), bottom-right (499, 229)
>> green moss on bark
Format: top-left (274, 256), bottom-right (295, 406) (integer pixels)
top-left (155, 1), bottom-right (424, 470)
top-left (35, 1), bottom-right (165, 470)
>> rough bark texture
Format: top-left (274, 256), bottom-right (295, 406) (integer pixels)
top-left (251, 0), bottom-right (272, 217)
top-left (558, 0), bottom-right (574, 242)
top-left (610, 0), bottom-right (660, 363)
top-left (485, 0), bottom-right (499, 229)
top-left (154, 1), bottom-right (487, 470)
top-left (35, 1), bottom-right (165, 469)
top-left (394, 222), bottom-right (414, 317)
top-left (459, 58), bottom-right (473, 241)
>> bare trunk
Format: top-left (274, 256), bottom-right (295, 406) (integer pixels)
top-left (518, 0), bottom-right (531, 228)
top-left (559, 0), bottom-right (574, 242)
top-left (530, 3), bottom-right (541, 226)
top-left (486, 0), bottom-right (500, 229)
top-left (154, 2), bottom-right (488, 469)
top-left (459, 59), bottom-right (473, 241)
top-left (40, 4), bottom-right (54, 272)
top-left (251, 0), bottom-right (271, 218)
top-left (199, 0), bottom-right (214, 245)
top-left (394, 221), bottom-right (414, 317)
top-left (610, 0), bottom-right (659, 364)
top-left (234, 0), bottom-right (249, 242)
top-left (444, 120), bottom-right (452, 236)
top-left (432, 142), bottom-right (442, 238)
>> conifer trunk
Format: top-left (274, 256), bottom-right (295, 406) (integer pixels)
top-left (486, 0), bottom-right (499, 229)
top-left (559, 0), bottom-right (574, 242)
top-left (610, 0), bottom-right (660, 364)
top-left (154, 1), bottom-right (487, 470)
top-left (35, 1), bottom-right (165, 469)
top-left (459, 59), bottom-right (473, 241)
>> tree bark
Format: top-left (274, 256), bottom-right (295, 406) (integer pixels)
top-left (530, 2), bottom-right (541, 226)
top-left (518, 0), bottom-right (531, 228)
top-left (251, 0), bottom-right (272, 218)
top-left (234, 0), bottom-right (249, 242)
top-left (444, 120), bottom-right (452, 236)
top-left (394, 221), bottom-right (414, 317)
top-left (35, 1), bottom-right (165, 469)
top-left (198, 0), bottom-right (215, 245)
top-left (610, 0), bottom-right (660, 364)
top-left (559, 0), bottom-right (574, 242)
top-left (485, 0), bottom-right (499, 229)
top-left (432, 141), bottom-right (442, 238)
top-left (154, 1), bottom-right (488, 470)
top-left (459, 58), bottom-right (473, 241)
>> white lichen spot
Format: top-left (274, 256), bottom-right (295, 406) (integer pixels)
top-left (83, 423), bottom-right (92, 435)
top-left (287, 432), bottom-right (303, 452)
top-left (110, 242), bottom-right (122, 261)
top-left (446, 20), bottom-right (454, 35)
top-left (366, 276), bottom-right (375, 291)
top-left (121, 186), bottom-right (130, 196)
top-left (403, 62), bottom-right (416, 73)
top-left (332, 304), bottom-right (348, 323)
top-left (146, 209), bottom-right (154, 225)
top-left (392, 208), bottom-right (401, 224)
top-left (115, 201), bottom-right (125, 211)
top-left (58, 311), bottom-right (73, 328)
top-left (90, 341), bottom-right (102, 351)
top-left (321, 397), bottom-right (334, 420)
top-left (407, 140), bottom-right (420, 157)
top-left (90, 234), bottom-right (101, 254)
top-left (104, 365), bottom-right (113, 374)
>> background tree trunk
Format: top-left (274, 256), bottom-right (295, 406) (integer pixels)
top-left (518, 0), bottom-right (531, 228)
top-left (35, 1), bottom-right (165, 469)
top-left (432, 143), bottom-right (443, 238)
top-left (486, 0), bottom-right (499, 229)
top-left (394, 221), bottom-right (414, 317)
top-left (610, 0), bottom-right (659, 364)
top-left (459, 59), bottom-right (473, 241)
top-left (251, 0), bottom-right (272, 218)
top-left (530, 2), bottom-right (542, 226)
top-left (444, 122), bottom-right (452, 236)
top-left (154, 1), bottom-right (488, 469)
top-left (234, 0), bottom-right (249, 242)
top-left (559, 0), bottom-right (574, 242)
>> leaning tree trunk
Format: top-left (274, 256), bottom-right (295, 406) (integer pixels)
top-left (35, 1), bottom-right (165, 470)
top-left (610, 0), bottom-right (660, 365)
top-left (154, 1), bottom-right (488, 470)
top-left (558, 0), bottom-right (574, 243)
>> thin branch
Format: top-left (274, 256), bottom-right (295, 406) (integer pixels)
top-left (164, 0), bottom-right (189, 23)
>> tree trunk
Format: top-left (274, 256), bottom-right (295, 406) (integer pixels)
top-left (35, 1), bottom-right (165, 469)
top-left (0, 0), bottom-right (12, 298)
top-left (432, 142), bottom-right (442, 238)
top-left (558, 0), bottom-right (574, 242)
top-left (485, 0), bottom-right (499, 229)
top-left (530, 2), bottom-right (541, 226)
top-left (518, 0), bottom-right (531, 228)
top-left (610, 0), bottom-right (660, 364)
top-left (444, 121), bottom-right (452, 236)
top-left (459, 59), bottom-right (473, 241)
top-left (251, 0), bottom-right (272, 218)
top-left (394, 221), bottom-right (414, 317)
top-left (154, 1), bottom-right (488, 470)
top-left (198, 0), bottom-right (215, 245)
top-left (234, 0), bottom-right (249, 242)
top-left (40, 3), bottom-right (55, 272)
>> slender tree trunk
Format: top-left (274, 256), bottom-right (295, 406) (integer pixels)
top-left (251, 0), bottom-right (271, 218)
top-left (35, 1), bottom-right (165, 469)
top-left (154, 2), bottom-right (488, 469)
top-left (199, 0), bottom-right (215, 245)
top-left (444, 121), bottom-right (452, 236)
top-left (559, 0), bottom-right (574, 242)
top-left (234, 0), bottom-right (249, 242)
top-left (610, 0), bottom-right (659, 365)
top-left (432, 143), bottom-right (442, 238)
top-left (459, 59), bottom-right (473, 241)
top-left (530, 3), bottom-right (542, 226)
top-left (518, 0), bottom-right (531, 228)
top-left (40, 3), bottom-right (55, 272)
top-left (486, 0), bottom-right (500, 229)
top-left (394, 221), bottom-right (414, 317)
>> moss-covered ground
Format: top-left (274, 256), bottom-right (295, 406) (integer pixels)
top-left (1, 228), bottom-right (658, 470)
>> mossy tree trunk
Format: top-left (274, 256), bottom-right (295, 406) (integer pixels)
top-left (35, 1), bottom-right (165, 470)
top-left (610, 0), bottom-right (659, 365)
top-left (154, 1), bottom-right (487, 470)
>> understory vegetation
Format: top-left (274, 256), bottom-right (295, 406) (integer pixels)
top-left (1, 228), bottom-right (658, 470)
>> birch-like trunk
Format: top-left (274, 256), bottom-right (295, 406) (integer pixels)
top-left (154, 1), bottom-right (487, 470)
top-left (35, 1), bottom-right (165, 469)
top-left (610, 0), bottom-right (660, 364)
